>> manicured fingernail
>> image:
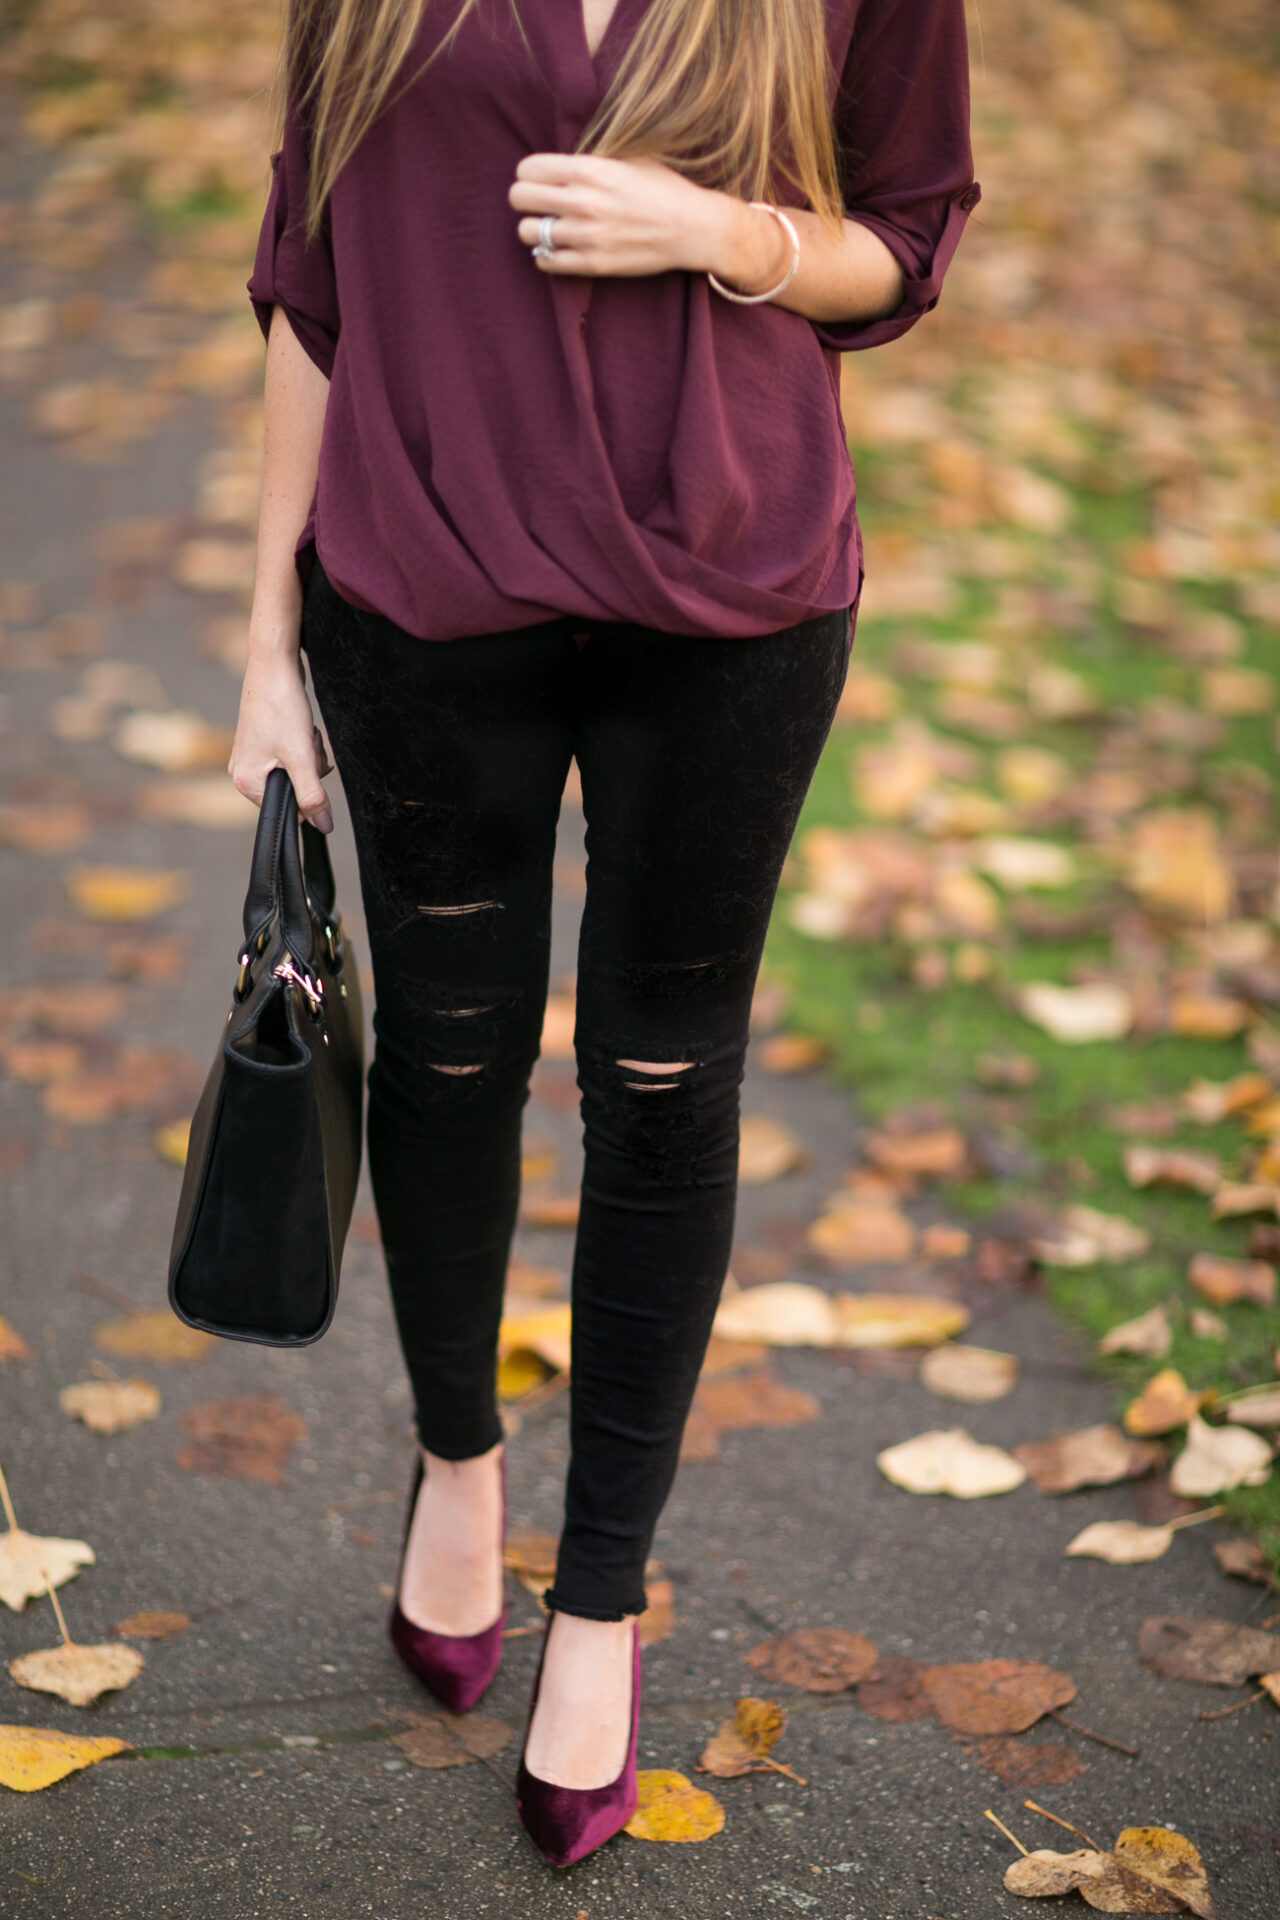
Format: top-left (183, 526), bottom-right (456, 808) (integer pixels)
top-left (316, 809), bottom-right (334, 834)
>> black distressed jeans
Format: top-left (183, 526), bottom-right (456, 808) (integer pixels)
top-left (301, 554), bottom-right (852, 1620)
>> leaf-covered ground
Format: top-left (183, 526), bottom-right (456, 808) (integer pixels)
top-left (764, 0), bottom-right (1280, 1566)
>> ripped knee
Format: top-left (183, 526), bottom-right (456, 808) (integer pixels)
top-left (615, 1058), bottom-right (695, 1091)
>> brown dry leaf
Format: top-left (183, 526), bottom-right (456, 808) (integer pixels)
top-left (0, 1036), bottom-right (83, 1085)
top-left (1033, 1206), bottom-right (1152, 1267)
top-left (502, 1528), bottom-right (559, 1601)
top-left (1124, 1372), bottom-right (1205, 1437)
top-left (0, 1317), bottom-right (34, 1364)
top-left (59, 1378), bottom-right (160, 1435)
top-left (738, 1115), bottom-right (807, 1183)
top-left (1014, 1424), bottom-right (1165, 1495)
top-left (0, 801), bottom-right (93, 855)
top-left (391, 1707), bottom-right (511, 1769)
top-left (835, 1294), bottom-right (970, 1350)
top-left (9, 1640), bottom-right (144, 1709)
top-left (863, 1126), bottom-right (968, 1178)
top-left (747, 1627), bottom-right (879, 1693)
top-left (1169, 995), bottom-right (1251, 1041)
top-left (0, 1726), bottom-right (129, 1793)
top-left (519, 1192), bottom-right (580, 1228)
top-left (64, 864), bottom-right (190, 921)
top-left (1138, 1615), bottom-right (1280, 1687)
top-left (712, 1282), bottom-right (838, 1347)
top-left (111, 1610), bottom-right (190, 1640)
top-left (918, 1344), bottom-right (1018, 1403)
top-left (538, 993), bottom-right (576, 1058)
top-left (1099, 1307), bottom-right (1173, 1360)
top-left (638, 1575), bottom-right (675, 1647)
top-left (112, 709), bottom-right (232, 773)
top-left (1128, 809), bottom-right (1234, 924)
top-left (1019, 982), bottom-right (1134, 1043)
top-left (688, 1371), bottom-right (821, 1455)
top-left (1168, 1417), bottom-right (1271, 1497)
top-left (1223, 1389), bottom-right (1280, 1428)
top-left (1188, 1254), bottom-right (1276, 1309)
top-left (175, 1394), bottom-right (307, 1486)
top-left (976, 1051), bottom-right (1040, 1089)
top-left (94, 1312), bottom-right (214, 1364)
top-left (920, 1659), bottom-right (1075, 1735)
top-left (1212, 1540), bottom-right (1273, 1585)
top-left (505, 1258), bottom-right (566, 1299)
top-left (135, 776), bottom-right (257, 830)
top-left (921, 1223), bottom-right (972, 1259)
top-left (972, 836), bottom-right (1076, 890)
top-left (1124, 1147), bottom-right (1222, 1194)
top-left (1003, 1849), bottom-right (1137, 1909)
top-left (1201, 667), bottom-right (1273, 715)
top-left (955, 1733), bottom-right (1086, 1787)
top-left (877, 1428), bottom-right (1027, 1498)
top-left (1189, 1309), bottom-right (1229, 1341)
top-left (1110, 1828), bottom-right (1216, 1919)
top-left (40, 1042), bottom-right (202, 1126)
top-left (856, 1657), bottom-right (932, 1722)
top-left (624, 1770), bottom-right (725, 1844)
top-left (1065, 1520), bottom-right (1176, 1565)
top-left (698, 1335), bottom-right (769, 1378)
top-left (757, 1032), bottom-right (833, 1074)
top-left (699, 1696), bottom-right (787, 1777)
top-left (0, 1529), bottom-right (95, 1613)
top-left (1182, 1075), bottom-right (1273, 1125)
top-left (806, 1201), bottom-right (917, 1266)
top-left (0, 981), bottom-right (127, 1036)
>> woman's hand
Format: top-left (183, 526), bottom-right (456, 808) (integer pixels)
top-left (509, 152), bottom-right (783, 286)
top-left (228, 647), bottom-right (334, 833)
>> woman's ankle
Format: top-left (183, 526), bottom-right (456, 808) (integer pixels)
top-left (523, 1611), bottom-right (636, 1789)
top-left (398, 1440), bottom-right (505, 1634)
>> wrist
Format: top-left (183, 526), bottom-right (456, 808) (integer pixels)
top-left (703, 193), bottom-right (791, 296)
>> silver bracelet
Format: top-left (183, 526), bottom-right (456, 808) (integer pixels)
top-left (707, 202), bottom-right (801, 305)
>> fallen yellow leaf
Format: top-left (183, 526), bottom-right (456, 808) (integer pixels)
top-left (624, 1770), bottom-right (726, 1843)
top-left (0, 1726), bottom-right (129, 1792)
top-left (93, 1312), bottom-right (214, 1364)
top-left (834, 1293), bottom-right (970, 1350)
top-left (1123, 1369), bottom-right (1205, 1437)
top-left (64, 864), bottom-right (190, 921)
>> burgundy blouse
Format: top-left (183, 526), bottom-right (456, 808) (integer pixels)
top-left (247, 0), bottom-right (980, 640)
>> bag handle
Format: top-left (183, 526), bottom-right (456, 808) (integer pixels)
top-left (242, 767), bottom-right (338, 955)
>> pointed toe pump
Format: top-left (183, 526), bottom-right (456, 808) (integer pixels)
top-left (515, 1616), bottom-right (642, 1870)
top-left (387, 1449), bottom-right (507, 1715)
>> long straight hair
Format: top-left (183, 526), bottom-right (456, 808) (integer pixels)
top-left (274, 0), bottom-right (847, 245)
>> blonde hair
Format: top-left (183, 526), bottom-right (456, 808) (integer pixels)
top-left (275, 0), bottom-right (846, 245)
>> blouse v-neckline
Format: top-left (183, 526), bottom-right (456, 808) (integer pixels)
top-left (579, 0), bottom-right (623, 65)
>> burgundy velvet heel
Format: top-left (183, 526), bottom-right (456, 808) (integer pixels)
top-left (387, 1447), bottom-right (507, 1715)
top-left (515, 1615), bottom-right (642, 1869)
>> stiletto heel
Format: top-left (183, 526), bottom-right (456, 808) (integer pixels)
top-left (515, 1615), bottom-right (641, 1869)
top-left (387, 1447), bottom-right (507, 1714)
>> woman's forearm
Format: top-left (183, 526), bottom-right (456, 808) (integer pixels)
top-left (249, 303), bottom-right (331, 661)
top-left (705, 197), bottom-right (905, 325)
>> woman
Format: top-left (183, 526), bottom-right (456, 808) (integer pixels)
top-left (233, 0), bottom-right (979, 1870)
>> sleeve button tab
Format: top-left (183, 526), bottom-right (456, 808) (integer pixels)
top-left (959, 186), bottom-right (980, 212)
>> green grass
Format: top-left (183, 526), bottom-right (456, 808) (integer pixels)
top-left (764, 459), bottom-right (1280, 1572)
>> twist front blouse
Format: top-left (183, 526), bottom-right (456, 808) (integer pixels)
top-left (247, 0), bottom-right (981, 640)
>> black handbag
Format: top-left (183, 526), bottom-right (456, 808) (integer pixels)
top-left (167, 767), bottom-right (365, 1346)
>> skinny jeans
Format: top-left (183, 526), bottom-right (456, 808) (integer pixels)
top-left (301, 554), bottom-right (852, 1621)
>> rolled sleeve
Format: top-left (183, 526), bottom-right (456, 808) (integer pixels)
top-left (811, 0), bottom-right (981, 353)
top-left (246, 106), bottom-right (341, 381)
